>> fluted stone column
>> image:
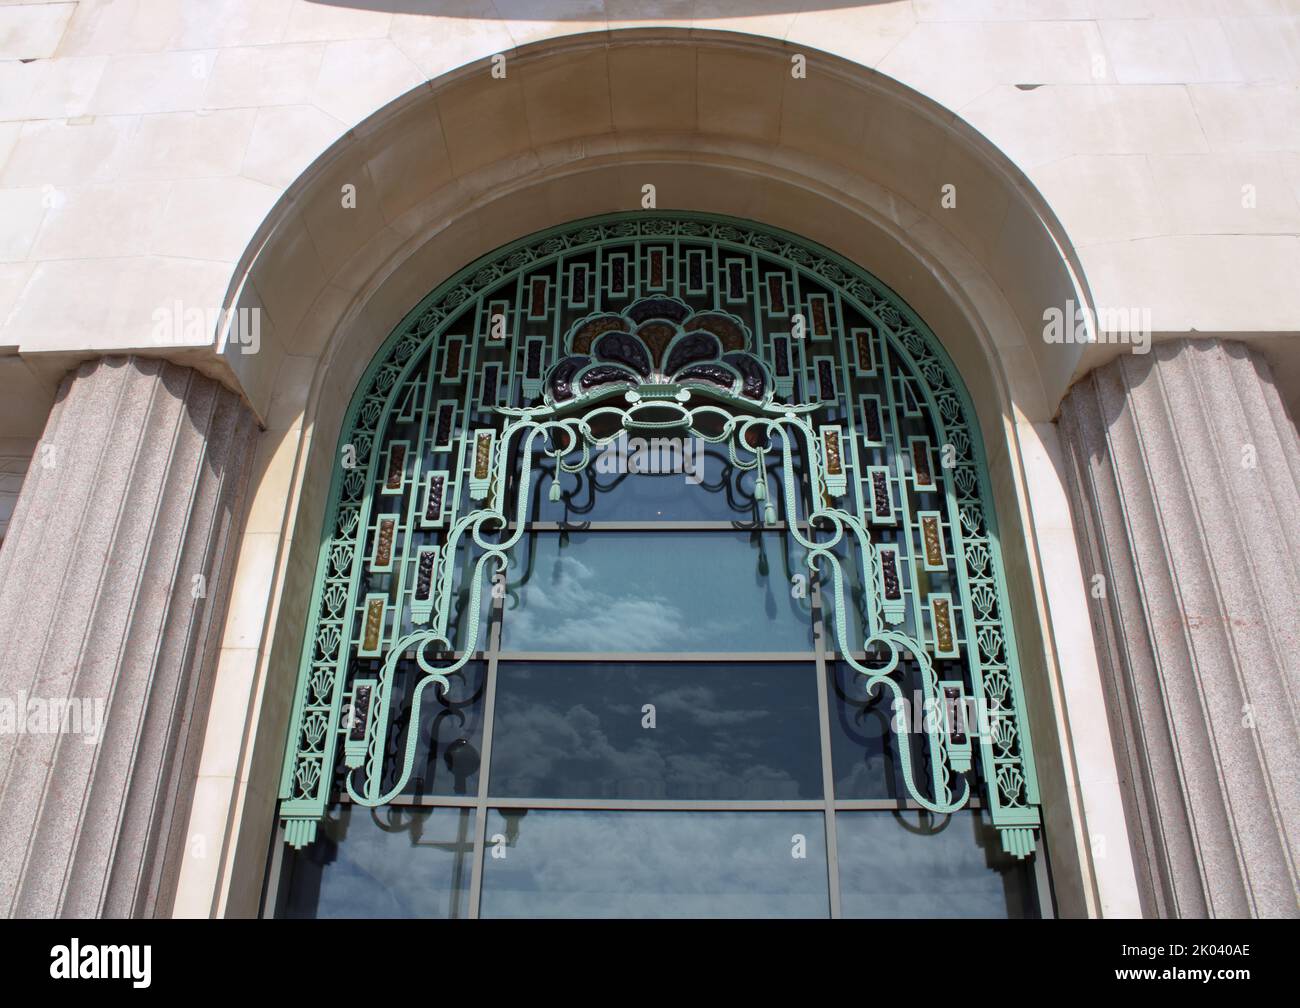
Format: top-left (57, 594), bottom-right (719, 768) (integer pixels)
top-left (1059, 337), bottom-right (1300, 918)
top-left (0, 356), bottom-right (258, 918)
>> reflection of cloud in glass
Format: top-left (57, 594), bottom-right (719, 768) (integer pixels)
top-left (506, 553), bottom-right (707, 650)
top-left (503, 533), bottom-right (813, 652)
top-left (835, 753), bottom-right (894, 797)
top-left (287, 806), bottom-right (472, 919)
top-left (647, 682), bottom-right (772, 727)
top-left (489, 664), bottom-right (821, 800)
top-left (836, 812), bottom-right (1033, 918)
top-left (480, 810), bottom-right (829, 919)
top-left (493, 699), bottom-right (663, 797)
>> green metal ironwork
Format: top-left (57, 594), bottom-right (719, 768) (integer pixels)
top-left (276, 212), bottom-right (1042, 856)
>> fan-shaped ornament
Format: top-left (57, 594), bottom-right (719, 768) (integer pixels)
top-left (544, 298), bottom-right (776, 412)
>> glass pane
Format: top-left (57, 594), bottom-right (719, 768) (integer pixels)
top-left (380, 661), bottom-right (487, 798)
top-left (502, 529), bottom-right (814, 652)
top-left (489, 661), bottom-right (822, 800)
top-left (516, 434), bottom-right (807, 524)
top-left (277, 804), bottom-right (474, 919)
top-left (835, 810), bottom-right (1040, 918)
top-left (480, 810), bottom-right (829, 918)
top-left (827, 661), bottom-right (909, 799)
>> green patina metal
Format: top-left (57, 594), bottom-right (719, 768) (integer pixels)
top-left (276, 212), bottom-right (1042, 856)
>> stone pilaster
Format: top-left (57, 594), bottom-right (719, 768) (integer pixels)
top-left (0, 356), bottom-right (258, 918)
top-left (1058, 337), bottom-right (1300, 918)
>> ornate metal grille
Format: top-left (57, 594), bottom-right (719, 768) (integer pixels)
top-left (277, 213), bottom-right (1042, 860)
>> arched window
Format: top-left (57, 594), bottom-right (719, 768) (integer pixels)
top-left (269, 214), bottom-right (1048, 918)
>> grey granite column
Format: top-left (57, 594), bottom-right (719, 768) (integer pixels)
top-left (0, 356), bottom-right (258, 918)
top-left (1058, 337), bottom-right (1300, 918)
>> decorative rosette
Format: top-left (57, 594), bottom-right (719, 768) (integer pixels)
top-left (544, 297), bottom-right (774, 409)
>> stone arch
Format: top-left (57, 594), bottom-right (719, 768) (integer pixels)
top-left (178, 29), bottom-right (1136, 919)
top-left (215, 28), bottom-right (1106, 425)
